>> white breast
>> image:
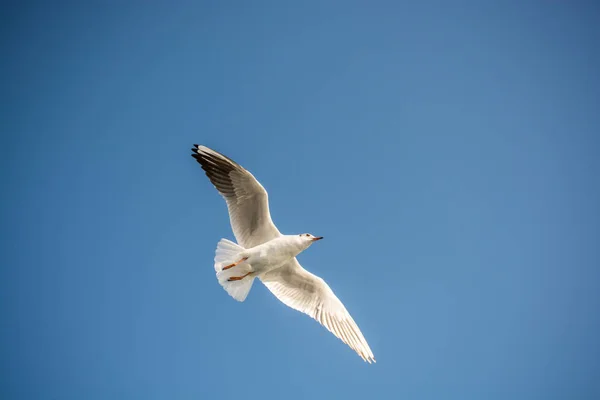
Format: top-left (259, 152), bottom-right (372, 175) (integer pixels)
top-left (246, 236), bottom-right (303, 275)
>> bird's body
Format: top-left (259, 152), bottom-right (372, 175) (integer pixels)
top-left (191, 144), bottom-right (376, 363)
top-left (212, 234), bottom-right (323, 302)
top-left (237, 235), bottom-right (319, 276)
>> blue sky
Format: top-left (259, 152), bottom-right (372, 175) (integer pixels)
top-left (1, 1), bottom-right (599, 399)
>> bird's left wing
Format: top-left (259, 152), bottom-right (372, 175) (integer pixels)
top-left (191, 145), bottom-right (281, 248)
top-left (260, 259), bottom-right (376, 363)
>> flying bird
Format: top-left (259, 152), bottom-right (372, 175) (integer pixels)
top-left (191, 145), bottom-right (375, 363)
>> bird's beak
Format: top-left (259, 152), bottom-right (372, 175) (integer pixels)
top-left (312, 236), bottom-right (324, 241)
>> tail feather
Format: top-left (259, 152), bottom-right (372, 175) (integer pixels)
top-left (214, 238), bottom-right (254, 302)
top-left (214, 238), bottom-right (245, 272)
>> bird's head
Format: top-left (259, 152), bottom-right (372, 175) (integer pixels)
top-left (296, 233), bottom-right (323, 248)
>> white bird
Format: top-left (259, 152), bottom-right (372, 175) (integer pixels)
top-left (191, 144), bottom-right (376, 363)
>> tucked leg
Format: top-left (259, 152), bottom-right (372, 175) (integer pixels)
top-left (222, 257), bottom-right (248, 271)
top-left (227, 272), bottom-right (252, 282)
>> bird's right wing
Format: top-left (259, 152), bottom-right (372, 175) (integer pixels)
top-left (260, 259), bottom-right (376, 363)
top-left (191, 145), bottom-right (281, 248)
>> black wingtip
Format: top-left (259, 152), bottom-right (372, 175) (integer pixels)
top-left (193, 144), bottom-right (200, 148)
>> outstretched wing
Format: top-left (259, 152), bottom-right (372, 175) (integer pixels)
top-left (260, 259), bottom-right (376, 363)
top-left (191, 145), bottom-right (281, 248)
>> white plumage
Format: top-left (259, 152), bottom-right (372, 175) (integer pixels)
top-left (192, 144), bottom-right (376, 363)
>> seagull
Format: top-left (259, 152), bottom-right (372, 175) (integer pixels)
top-left (191, 144), bottom-right (376, 363)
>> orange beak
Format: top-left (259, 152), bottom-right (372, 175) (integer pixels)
top-left (312, 236), bottom-right (324, 241)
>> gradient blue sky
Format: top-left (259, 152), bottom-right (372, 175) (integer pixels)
top-left (1, 1), bottom-right (599, 399)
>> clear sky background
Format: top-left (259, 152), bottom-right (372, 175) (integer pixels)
top-left (1, 1), bottom-right (599, 399)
